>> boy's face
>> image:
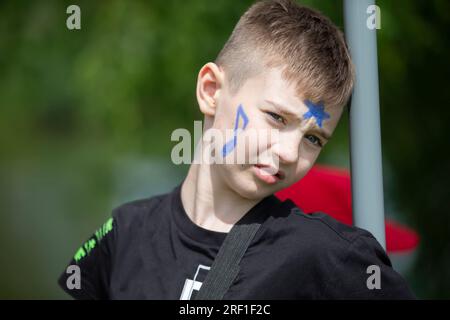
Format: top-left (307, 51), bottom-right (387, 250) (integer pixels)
top-left (197, 63), bottom-right (344, 200)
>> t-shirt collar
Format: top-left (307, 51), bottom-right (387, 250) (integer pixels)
top-left (170, 182), bottom-right (280, 247)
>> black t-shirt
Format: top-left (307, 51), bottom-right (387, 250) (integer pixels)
top-left (58, 183), bottom-right (415, 299)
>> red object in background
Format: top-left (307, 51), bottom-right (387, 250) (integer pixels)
top-left (275, 165), bottom-right (420, 253)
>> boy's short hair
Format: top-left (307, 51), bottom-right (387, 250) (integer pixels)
top-left (215, 0), bottom-right (355, 109)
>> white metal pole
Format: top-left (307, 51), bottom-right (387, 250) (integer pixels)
top-left (344, 0), bottom-right (386, 249)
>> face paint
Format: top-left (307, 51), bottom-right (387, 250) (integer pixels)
top-left (303, 100), bottom-right (330, 128)
top-left (222, 104), bottom-right (249, 157)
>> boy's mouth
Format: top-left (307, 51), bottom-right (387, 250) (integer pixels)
top-left (254, 164), bottom-right (285, 181)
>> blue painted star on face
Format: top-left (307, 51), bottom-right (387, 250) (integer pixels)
top-left (303, 99), bottom-right (330, 128)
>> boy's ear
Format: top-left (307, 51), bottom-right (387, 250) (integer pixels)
top-left (196, 62), bottom-right (225, 117)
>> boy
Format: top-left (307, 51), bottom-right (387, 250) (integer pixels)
top-left (58, 0), bottom-right (415, 299)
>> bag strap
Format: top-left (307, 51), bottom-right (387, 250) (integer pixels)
top-left (193, 223), bottom-right (261, 300)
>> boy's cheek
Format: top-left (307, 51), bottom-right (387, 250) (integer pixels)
top-left (293, 158), bottom-right (318, 180)
top-left (213, 112), bottom-right (240, 134)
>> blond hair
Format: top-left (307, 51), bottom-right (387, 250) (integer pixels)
top-left (215, 0), bottom-right (355, 109)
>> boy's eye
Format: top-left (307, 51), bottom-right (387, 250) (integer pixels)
top-left (266, 111), bottom-right (286, 125)
top-left (305, 134), bottom-right (323, 148)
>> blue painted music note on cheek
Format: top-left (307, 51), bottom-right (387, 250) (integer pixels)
top-left (221, 104), bottom-right (249, 157)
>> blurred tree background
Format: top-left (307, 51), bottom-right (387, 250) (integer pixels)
top-left (0, 0), bottom-right (448, 299)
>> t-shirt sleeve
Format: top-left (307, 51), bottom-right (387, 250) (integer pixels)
top-left (57, 215), bottom-right (116, 300)
top-left (324, 234), bottom-right (416, 299)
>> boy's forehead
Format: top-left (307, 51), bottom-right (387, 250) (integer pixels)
top-left (236, 67), bottom-right (342, 135)
top-left (234, 66), bottom-right (340, 111)
top-left (237, 67), bottom-right (301, 102)
top-left (258, 68), bottom-right (309, 112)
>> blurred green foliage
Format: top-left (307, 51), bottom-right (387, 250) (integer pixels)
top-left (0, 0), bottom-right (449, 298)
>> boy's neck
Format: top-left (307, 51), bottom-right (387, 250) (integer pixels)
top-left (181, 163), bottom-right (260, 233)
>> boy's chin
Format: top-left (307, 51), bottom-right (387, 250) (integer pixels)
top-left (232, 183), bottom-right (270, 201)
top-left (221, 166), bottom-right (280, 200)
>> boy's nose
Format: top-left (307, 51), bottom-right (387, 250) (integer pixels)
top-left (274, 131), bottom-right (302, 164)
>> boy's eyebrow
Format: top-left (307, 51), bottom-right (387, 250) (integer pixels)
top-left (264, 99), bottom-right (333, 140)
